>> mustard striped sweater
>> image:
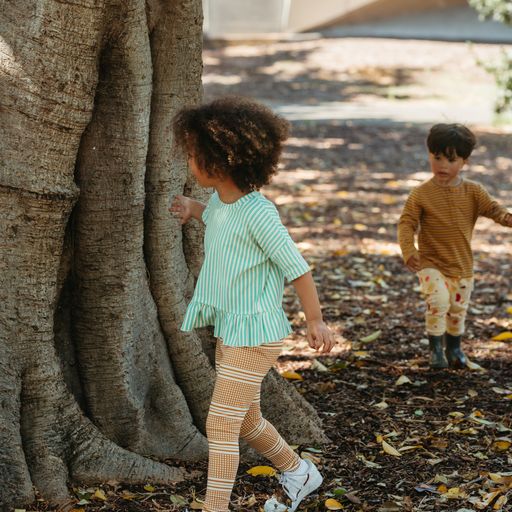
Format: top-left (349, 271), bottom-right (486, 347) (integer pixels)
top-left (398, 178), bottom-right (510, 278)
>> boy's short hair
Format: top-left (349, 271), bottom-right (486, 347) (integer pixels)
top-left (427, 123), bottom-right (476, 159)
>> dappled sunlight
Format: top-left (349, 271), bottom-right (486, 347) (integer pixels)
top-left (0, 36), bottom-right (27, 80)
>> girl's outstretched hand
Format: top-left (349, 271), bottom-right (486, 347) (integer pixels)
top-left (306, 319), bottom-right (335, 353)
top-left (169, 194), bottom-right (192, 224)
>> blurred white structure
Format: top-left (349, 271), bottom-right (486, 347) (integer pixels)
top-left (202, 0), bottom-right (467, 36)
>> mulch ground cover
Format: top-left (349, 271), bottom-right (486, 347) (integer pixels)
top-left (31, 37), bottom-right (512, 512)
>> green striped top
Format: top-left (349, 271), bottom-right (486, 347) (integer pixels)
top-left (181, 191), bottom-right (310, 346)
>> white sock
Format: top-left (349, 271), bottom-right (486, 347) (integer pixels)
top-left (286, 458), bottom-right (308, 475)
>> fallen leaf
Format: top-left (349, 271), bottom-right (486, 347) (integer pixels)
top-left (190, 499), bottom-right (203, 510)
top-left (492, 332), bottom-right (512, 341)
top-left (281, 371), bottom-right (303, 381)
top-left (494, 495), bottom-right (507, 510)
top-left (325, 498), bottom-right (344, 510)
top-left (143, 484), bottom-right (155, 493)
top-left (310, 359), bottom-right (329, 372)
top-left (395, 375), bottom-right (412, 386)
top-left (246, 465), bottom-right (276, 477)
top-left (93, 489), bottom-right (107, 501)
top-left (170, 495), bottom-right (188, 506)
top-left (382, 440), bottom-right (401, 457)
top-left (374, 400), bottom-right (389, 409)
top-left (356, 454), bottom-right (383, 468)
top-left (494, 440), bottom-right (511, 451)
top-left (360, 330), bottom-right (382, 343)
top-left (378, 500), bottom-right (401, 511)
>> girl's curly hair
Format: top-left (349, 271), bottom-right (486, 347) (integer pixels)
top-left (173, 97), bottom-right (289, 192)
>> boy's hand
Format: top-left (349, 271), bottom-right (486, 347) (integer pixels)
top-left (504, 213), bottom-right (512, 227)
top-left (406, 254), bottom-right (421, 272)
top-left (169, 195), bottom-right (192, 224)
top-left (306, 319), bottom-right (335, 353)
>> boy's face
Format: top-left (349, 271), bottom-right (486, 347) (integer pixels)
top-left (429, 152), bottom-right (467, 186)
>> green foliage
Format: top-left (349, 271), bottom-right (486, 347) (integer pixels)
top-left (470, 0), bottom-right (512, 113)
top-left (470, 0), bottom-right (512, 24)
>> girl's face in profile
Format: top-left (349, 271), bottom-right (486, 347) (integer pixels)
top-left (187, 150), bottom-right (218, 188)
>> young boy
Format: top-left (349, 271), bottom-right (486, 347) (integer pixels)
top-left (398, 123), bottom-right (512, 368)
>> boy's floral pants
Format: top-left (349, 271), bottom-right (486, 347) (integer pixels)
top-left (417, 268), bottom-right (474, 336)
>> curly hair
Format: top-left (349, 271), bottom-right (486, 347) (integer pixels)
top-left (173, 97), bottom-right (289, 192)
top-left (427, 123), bottom-right (476, 159)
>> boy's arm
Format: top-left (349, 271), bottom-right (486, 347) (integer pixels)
top-left (291, 271), bottom-right (335, 353)
top-left (477, 186), bottom-right (511, 226)
top-left (397, 189), bottom-right (421, 265)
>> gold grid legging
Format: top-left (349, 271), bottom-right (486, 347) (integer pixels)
top-left (203, 339), bottom-right (301, 512)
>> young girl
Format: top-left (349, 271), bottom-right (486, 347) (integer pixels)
top-left (169, 97), bottom-right (335, 512)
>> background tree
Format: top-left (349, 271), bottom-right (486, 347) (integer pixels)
top-left (470, 0), bottom-right (512, 113)
top-left (0, 1), bottom-right (325, 510)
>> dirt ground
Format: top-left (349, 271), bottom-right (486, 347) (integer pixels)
top-left (35, 36), bottom-right (512, 512)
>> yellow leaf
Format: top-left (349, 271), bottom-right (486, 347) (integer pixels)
top-left (353, 350), bottom-right (369, 358)
top-left (382, 440), bottom-right (402, 457)
top-left (398, 445), bottom-right (423, 452)
top-left (506, 306), bottom-right (512, 315)
top-left (375, 434), bottom-right (384, 443)
top-left (353, 223), bottom-right (367, 231)
top-left (437, 484), bottom-right (448, 493)
top-left (395, 375), bottom-right (412, 386)
top-left (246, 465), bottom-right (277, 477)
top-left (494, 495), bottom-right (508, 510)
top-left (466, 359), bottom-right (486, 371)
top-left (143, 484), bottom-right (155, 492)
top-left (281, 371), bottom-right (303, 381)
top-left (121, 490), bottom-right (137, 500)
top-left (325, 498), bottom-right (344, 510)
top-left (506, 394), bottom-right (512, 400)
top-left (190, 500), bottom-right (203, 510)
top-left (93, 489), bottom-right (107, 501)
top-left (442, 487), bottom-right (466, 499)
top-left (492, 332), bottom-right (512, 341)
top-left (494, 440), bottom-right (511, 451)
top-left (449, 411), bottom-right (465, 418)
top-left (359, 330), bottom-right (382, 343)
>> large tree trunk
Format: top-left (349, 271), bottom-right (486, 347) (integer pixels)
top-left (0, 1), bottom-right (326, 509)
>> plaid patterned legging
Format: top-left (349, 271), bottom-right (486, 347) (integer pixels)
top-left (202, 339), bottom-right (301, 512)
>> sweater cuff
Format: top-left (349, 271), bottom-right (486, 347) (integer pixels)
top-left (402, 247), bottom-right (419, 265)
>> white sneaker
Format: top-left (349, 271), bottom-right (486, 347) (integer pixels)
top-left (264, 459), bottom-right (323, 512)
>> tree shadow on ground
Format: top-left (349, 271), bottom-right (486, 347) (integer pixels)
top-left (203, 39), bottom-right (419, 106)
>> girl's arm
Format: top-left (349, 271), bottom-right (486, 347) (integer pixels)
top-left (292, 271), bottom-right (335, 353)
top-left (169, 194), bottom-right (206, 224)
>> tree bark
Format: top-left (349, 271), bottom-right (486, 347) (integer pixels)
top-left (0, 0), bottom-right (326, 509)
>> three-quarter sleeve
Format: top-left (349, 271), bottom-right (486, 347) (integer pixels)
top-left (250, 202), bottom-right (310, 281)
top-left (397, 188), bottom-right (421, 264)
top-left (201, 192), bottom-right (217, 224)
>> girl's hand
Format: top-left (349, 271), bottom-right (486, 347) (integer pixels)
top-left (306, 319), bottom-right (335, 353)
top-left (406, 254), bottom-right (421, 272)
top-left (169, 195), bottom-right (193, 224)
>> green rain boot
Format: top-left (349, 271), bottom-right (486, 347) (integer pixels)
top-left (428, 334), bottom-right (448, 369)
top-left (445, 333), bottom-right (467, 368)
